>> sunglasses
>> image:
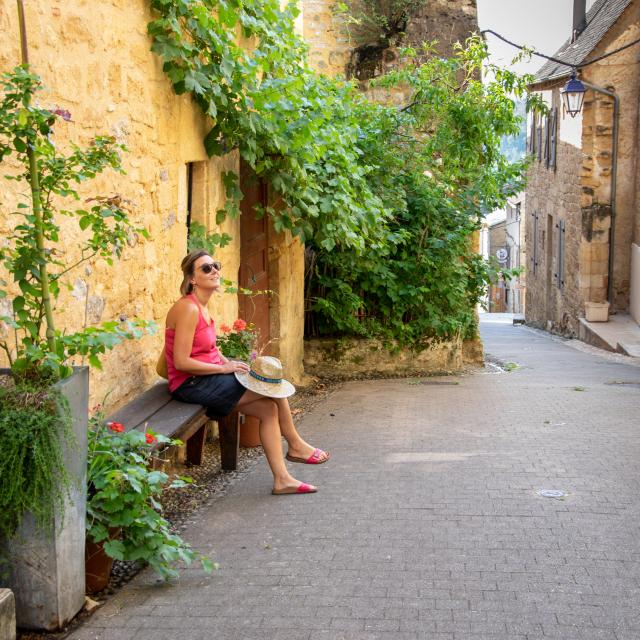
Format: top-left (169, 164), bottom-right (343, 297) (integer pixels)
top-left (197, 261), bottom-right (222, 274)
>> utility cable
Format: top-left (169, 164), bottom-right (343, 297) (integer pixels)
top-left (480, 29), bottom-right (640, 70)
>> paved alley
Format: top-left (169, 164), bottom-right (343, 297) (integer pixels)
top-left (69, 320), bottom-right (640, 640)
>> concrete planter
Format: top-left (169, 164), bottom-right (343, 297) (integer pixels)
top-left (0, 367), bottom-right (88, 631)
top-left (585, 301), bottom-right (610, 322)
top-left (304, 335), bottom-right (476, 378)
top-left (0, 590), bottom-right (16, 640)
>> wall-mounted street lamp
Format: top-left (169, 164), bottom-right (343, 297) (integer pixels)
top-left (560, 72), bottom-right (586, 117)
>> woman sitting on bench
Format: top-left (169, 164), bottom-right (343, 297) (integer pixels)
top-left (164, 250), bottom-right (329, 495)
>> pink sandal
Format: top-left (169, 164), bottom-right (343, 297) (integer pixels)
top-left (271, 482), bottom-right (317, 495)
top-left (286, 448), bottom-right (330, 465)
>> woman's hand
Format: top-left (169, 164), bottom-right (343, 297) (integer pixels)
top-left (220, 360), bottom-right (250, 374)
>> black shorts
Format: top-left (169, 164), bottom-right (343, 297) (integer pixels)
top-left (171, 373), bottom-right (247, 419)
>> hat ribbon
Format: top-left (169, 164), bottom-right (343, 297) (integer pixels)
top-left (249, 370), bottom-right (282, 384)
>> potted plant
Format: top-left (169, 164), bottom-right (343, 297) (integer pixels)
top-left (0, 40), bottom-right (152, 631)
top-left (216, 319), bottom-right (261, 446)
top-left (85, 414), bottom-right (213, 592)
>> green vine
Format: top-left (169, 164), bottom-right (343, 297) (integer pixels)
top-left (0, 380), bottom-right (73, 541)
top-left (148, 0), bottom-right (391, 253)
top-left (148, 1), bottom-right (541, 346)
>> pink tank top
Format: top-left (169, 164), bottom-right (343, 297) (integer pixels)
top-left (165, 294), bottom-right (225, 392)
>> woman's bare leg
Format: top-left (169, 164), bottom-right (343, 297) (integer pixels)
top-left (272, 397), bottom-right (329, 462)
top-left (235, 391), bottom-right (315, 492)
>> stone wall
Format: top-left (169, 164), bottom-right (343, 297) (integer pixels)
top-left (404, 0), bottom-right (478, 54)
top-left (304, 335), bottom-right (474, 379)
top-left (580, 0), bottom-right (640, 312)
top-left (301, 0), bottom-right (478, 79)
top-left (0, 1), bottom-right (305, 410)
top-left (525, 103), bottom-right (585, 335)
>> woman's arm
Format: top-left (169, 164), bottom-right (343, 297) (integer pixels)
top-left (172, 301), bottom-right (247, 375)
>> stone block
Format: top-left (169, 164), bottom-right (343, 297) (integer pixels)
top-left (0, 590), bottom-right (16, 640)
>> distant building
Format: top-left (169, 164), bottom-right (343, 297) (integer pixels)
top-left (482, 193), bottom-right (526, 314)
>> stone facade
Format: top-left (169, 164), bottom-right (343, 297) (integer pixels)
top-left (525, 0), bottom-right (640, 334)
top-left (301, 0), bottom-right (478, 79)
top-left (0, 1), bottom-right (304, 409)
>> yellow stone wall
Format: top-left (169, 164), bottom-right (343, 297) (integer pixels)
top-left (579, 0), bottom-right (640, 310)
top-left (0, 0), bottom-right (305, 409)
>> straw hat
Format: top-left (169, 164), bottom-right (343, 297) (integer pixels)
top-left (234, 356), bottom-right (295, 399)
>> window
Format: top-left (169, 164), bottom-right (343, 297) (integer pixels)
top-left (544, 107), bottom-right (558, 170)
top-left (529, 111), bottom-right (537, 155)
top-left (185, 161), bottom-right (208, 248)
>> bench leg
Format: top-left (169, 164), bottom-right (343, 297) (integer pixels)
top-left (218, 412), bottom-right (240, 471)
top-left (186, 423), bottom-right (207, 465)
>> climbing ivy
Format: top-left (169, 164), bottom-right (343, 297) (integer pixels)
top-left (148, 1), bottom-right (539, 345)
top-left (148, 0), bottom-right (390, 252)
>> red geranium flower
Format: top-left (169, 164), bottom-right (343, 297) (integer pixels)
top-left (108, 421), bottom-right (124, 433)
top-left (219, 324), bottom-right (231, 333)
top-left (145, 433), bottom-right (156, 445)
top-left (232, 318), bottom-right (247, 331)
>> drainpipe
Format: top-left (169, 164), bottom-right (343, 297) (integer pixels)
top-left (572, 0), bottom-right (587, 42)
top-left (580, 80), bottom-right (619, 310)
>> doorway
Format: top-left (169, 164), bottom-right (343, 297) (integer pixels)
top-left (238, 161), bottom-right (270, 351)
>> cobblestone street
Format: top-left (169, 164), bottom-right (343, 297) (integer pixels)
top-left (68, 319), bottom-right (640, 640)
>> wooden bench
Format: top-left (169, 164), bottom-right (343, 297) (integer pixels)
top-left (106, 382), bottom-right (241, 470)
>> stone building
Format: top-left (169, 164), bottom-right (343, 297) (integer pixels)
top-left (525, 0), bottom-right (640, 340)
top-left (0, 1), bottom-right (304, 408)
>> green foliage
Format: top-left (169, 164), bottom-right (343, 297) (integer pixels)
top-left (0, 67), bottom-right (154, 383)
top-left (216, 318), bottom-right (257, 360)
top-left (87, 416), bottom-right (214, 579)
top-left (0, 381), bottom-right (73, 540)
top-left (187, 221), bottom-right (232, 255)
top-left (147, 2), bottom-right (540, 346)
top-left (334, 0), bottom-right (421, 46)
top-left (306, 39), bottom-right (541, 344)
top-left (148, 0), bottom-right (391, 253)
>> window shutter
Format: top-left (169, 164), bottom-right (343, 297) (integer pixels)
top-left (529, 111), bottom-right (537, 154)
top-left (550, 107), bottom-right (557, 170)
top-left (544, 114), bottom-right (550, 168)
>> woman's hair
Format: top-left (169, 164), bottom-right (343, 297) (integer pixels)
top-left (180, 250), bottom-right (210, 296)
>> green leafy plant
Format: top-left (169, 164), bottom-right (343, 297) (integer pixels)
top-left (0, 66), bottom-right (153, 384)
top-left (187, 221), bottom-right (232, 256)
top-left (333, 0), bottom-right (421, 47)
top-left (305, 39), bottom-right (543, 346)
top-left (148, 0), bottom-right (391, 253)
top-left (0, 380), bottom-right (73, 540)
top-left (87, 415), bottom-right (214, 580)
top-left (216, 319), bottom-right (257, 361)
top-left (148, 2), bottom-right (541, 349)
